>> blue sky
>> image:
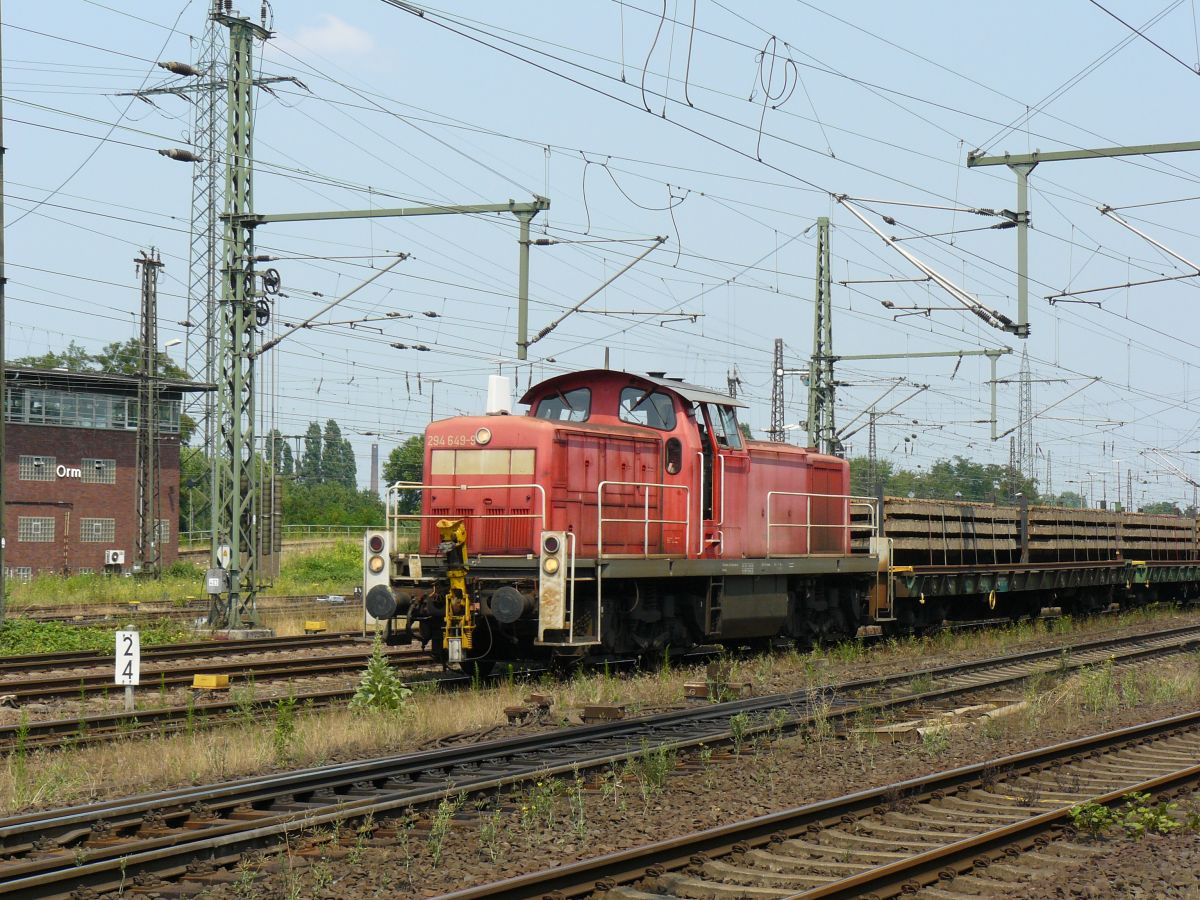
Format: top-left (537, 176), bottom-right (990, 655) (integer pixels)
top-left (6, 1), bottom-right (1200, 508)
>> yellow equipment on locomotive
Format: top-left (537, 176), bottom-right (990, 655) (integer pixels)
top-left (435, 518), bottom-right (474, 660)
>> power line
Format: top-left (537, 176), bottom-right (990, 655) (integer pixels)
top-left (7, 2), bottom-right (191, 227)
top-left (1088, 0), bottom-right (1200, 76)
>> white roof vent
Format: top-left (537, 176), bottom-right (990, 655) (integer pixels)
top-left (485, 374), bottom-right (513, 415)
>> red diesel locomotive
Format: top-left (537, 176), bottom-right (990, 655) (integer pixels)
top-left (363, 368), bottom-right (883, 669)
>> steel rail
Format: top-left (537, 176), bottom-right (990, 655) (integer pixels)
top-left (438, 710), bottom-right (1200, 899)
top-left (0, 624), bottom-right (1198, 897)
top-left (0, 646), bottom-right (432, 700)
top-left (0, 631), bottom-right (368, 675)
top-left (0, 660), bottom-right (495, 754)
top-left (10, 593), bottom-right (348, 623)
top-left (802, 764), bottom-right (1200, 898)
top-left (0, 686), bottom-right (358, 752)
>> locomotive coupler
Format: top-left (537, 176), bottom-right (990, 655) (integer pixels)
top-left (436, 518), bottom-right (474, 659)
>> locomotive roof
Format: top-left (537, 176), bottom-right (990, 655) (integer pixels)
top-left (521, 369), bottom-right (747, 409)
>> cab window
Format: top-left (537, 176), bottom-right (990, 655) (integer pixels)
top-left (619, 386), bottom-right (677, 430)
top-left (706, 404), bottom-right (743, 450)
top-left (535, 387), bottom-right (590, 422)
top-left (719, 406), bottom-right (743, 449)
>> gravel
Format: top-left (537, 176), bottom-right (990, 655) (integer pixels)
top-left (172, 656), bottom-right (1200, 900)
top-left (1002, 828), bottom-right (1200, 899)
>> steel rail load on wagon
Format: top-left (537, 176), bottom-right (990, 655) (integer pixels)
top-left (361, 368), bottom-right (1200, 671)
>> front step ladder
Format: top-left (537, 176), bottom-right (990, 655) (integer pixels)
top-left (869, 536), bottom-right (896, 622)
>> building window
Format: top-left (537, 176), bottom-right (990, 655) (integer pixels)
top-left (18, 455), bottom-right (55, 481)
top-left (81, 458), bottom-right (116, 484)
top-left (4, 387), bottom-right (182, 434)
top-left (80, 518), bottom-right (116, 543)
top-left (8, 567), bottom-right (32, 582)
top-left (155, 519), bottom-right (171, 544)
top-left (18, 516), bottom-right (55, 542)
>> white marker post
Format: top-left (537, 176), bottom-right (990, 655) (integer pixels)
top-left (115, 629), bottom-right (140, 712)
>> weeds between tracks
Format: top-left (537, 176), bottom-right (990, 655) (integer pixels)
top-left (209, 654), bottom-right (1200, 900)
top-left (1, 606), bottom-right (1198, 818)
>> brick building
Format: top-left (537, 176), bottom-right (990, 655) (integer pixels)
top-left (3, 366), bottom-right (209, 578)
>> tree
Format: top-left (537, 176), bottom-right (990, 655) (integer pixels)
top-left (178, 446), bottom-right (209, 537)
top-left (322, 419), bottom-right (357, 488)
top-left (340, 437), bottom-right (357, 487)
top-left (846, 454), bottom-right (1039, 504)
top-left (11, 340), bottom-right (93, 371)
top-left (281, 481), bottom-right (384, 527)
top-left (849, 457), bottom-right (895, 496)
top-left (1045, 491), bottom-right (1086, 509)
top-left (299, 422), bottom-right (323, 485)
top-left (1142, 500), bottom-right (1183, 516)
top-left (265, 429), bottom-right (293, 477)
top-left (383, 435), bottom-right (424, 512)
top-left (280, 443), bottom-right (294, 479)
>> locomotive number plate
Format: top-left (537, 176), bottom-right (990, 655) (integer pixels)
top-left (430, 434), bottom-right (473, 447)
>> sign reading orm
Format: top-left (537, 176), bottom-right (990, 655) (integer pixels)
top-left (56, 464), bottom-right (82, 478)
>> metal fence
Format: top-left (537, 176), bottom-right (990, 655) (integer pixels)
top-left (178, 524), bottom-right (371, 548)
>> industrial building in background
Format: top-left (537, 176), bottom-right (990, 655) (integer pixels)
top-left (2, 366), bottom-right (209, 578)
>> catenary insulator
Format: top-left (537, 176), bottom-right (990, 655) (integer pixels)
top-left (157, 60), bottom-right (202, 77)
top-left (158, 148), bottom-right (200, 163)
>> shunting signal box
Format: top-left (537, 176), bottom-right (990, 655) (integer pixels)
top-left (363, 529), bottom-right (393, 626)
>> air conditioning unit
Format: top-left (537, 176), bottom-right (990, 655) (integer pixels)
top-left (105, 549), bottom-right (125, 566)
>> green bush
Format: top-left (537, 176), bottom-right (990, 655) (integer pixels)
top-left (0, 619), bottom-right (191, 655)
top-left (350, 637), bottom-right (412, 713)
top-left (1120, 792), bottom-right (1180, 839)
top-left (1069, 801), bottom-right (1117, 837)
top-left (164, 561), bottom-right (203, 578)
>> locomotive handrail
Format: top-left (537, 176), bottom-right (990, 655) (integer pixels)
top-left (765, 491), bottom-right (878, 558)
top-left (384, 481), bottom-right (548, 551)
top-left (596, 480), bottom-right (690, 559)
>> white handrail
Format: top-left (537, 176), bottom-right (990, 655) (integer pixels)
top-left (385, 481), bottom-right (548, 550)
top-left (597, 480), bottom-right (690, 558)
top-left (765, 491), bottom-right (878, 557)
top-left (718, 453), bottom-right (726, 527)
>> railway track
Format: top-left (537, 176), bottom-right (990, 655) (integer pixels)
top-left (0, 622), bottom-right (1197, 897)
top-left (0, 645), bottom-right (434, 702)
top-left (0, 631), bottom-right (369, 676)
top-left (0, 618), bottom-right (1194, 754)
top-left (449, 710), bottom-right (1200, 899)
top-left (9, 593), bottom-right (347, 624)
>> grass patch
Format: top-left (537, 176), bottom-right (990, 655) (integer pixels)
top-left (6, 541), bottom-right (364, 609)
top-left (0, 618), bottom-right (191, 655)
top-left (270, 541), bottom-right (361, 594)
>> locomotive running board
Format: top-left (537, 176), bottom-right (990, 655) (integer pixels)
top-left (594, 555), bottom-right (879, 579)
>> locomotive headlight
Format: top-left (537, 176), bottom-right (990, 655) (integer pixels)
top-left (474, 426), bottom-right (492, 445)
top-left (368, 555), bottom-right (386, 575)
top-left (542, 557), bottom-right (560, 576)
